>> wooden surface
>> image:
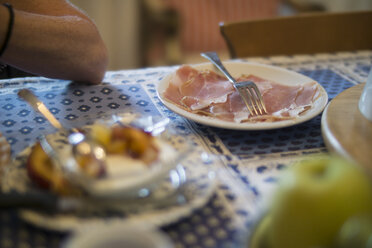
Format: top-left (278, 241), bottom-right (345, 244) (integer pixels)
top-left (220, 10), bottom-right (372, 58)
top-left (321, 83), bottom-right (372, 176)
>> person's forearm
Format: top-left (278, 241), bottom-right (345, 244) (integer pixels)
top-left (0, 6), bottom-right (108, 83)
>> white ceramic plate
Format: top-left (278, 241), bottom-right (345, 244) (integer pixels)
top-left (16, 155), bottom-right (217, 231)
top-left (157, 62), bottom-right (328, 130)
top-left (63, 222), bottom-right (173, 248)
top-left (2, 137), bottom-right (217, 231)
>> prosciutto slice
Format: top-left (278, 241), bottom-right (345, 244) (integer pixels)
top-left (163, 65), bottom-right (320, 123)
top-left (163, 65), bottom-right (235, 110)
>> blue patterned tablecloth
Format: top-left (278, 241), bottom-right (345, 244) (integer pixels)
top-left (0, 51), bottom-right (371, 248)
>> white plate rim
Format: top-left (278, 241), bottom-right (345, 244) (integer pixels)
top-left (156, 61), bottom-right (328, 130)
top-left (62, 222), bottom-right (173, 248)
top-left (5, 143), bottom-right (217, 231)
top-left (18, 174), bottom-right (217, 232)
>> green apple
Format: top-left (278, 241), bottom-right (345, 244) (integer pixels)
top-left (265, 156), bottom-right (372, 248)
top-left (334, 213), bottom-right (372, 248)
top-left (249, 214), bottom-right (271, 248)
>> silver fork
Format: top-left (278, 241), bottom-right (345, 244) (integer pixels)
top-left (201, 51), bottom-right (267, 116)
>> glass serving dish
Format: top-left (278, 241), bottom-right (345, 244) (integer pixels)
top-left (1, 114), bottom-right (217, 231)
top-left (29, 114), bottom-right (193, 200)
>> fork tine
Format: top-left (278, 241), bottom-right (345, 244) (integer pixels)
top-left (250, 84), bottom-right (267, 114)
top-left (237, 88), bottom-right (255, 116)
top-left (237, 81), bottom-right (263, 116)
top-left (246, 87), bottom-right (261, 115)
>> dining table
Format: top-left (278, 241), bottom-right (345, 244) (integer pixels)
top-left (0, 50), bottom-right (371, 248)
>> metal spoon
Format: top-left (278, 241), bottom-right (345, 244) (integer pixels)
top-left (17, 89), bottom-right (106, 178)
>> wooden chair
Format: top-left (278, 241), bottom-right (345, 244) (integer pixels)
top-left (220, 10), bottom-right (372, 58)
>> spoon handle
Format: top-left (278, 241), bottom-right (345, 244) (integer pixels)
top-left (18, 89), bottom-right (63, 130)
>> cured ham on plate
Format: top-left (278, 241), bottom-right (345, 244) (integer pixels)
top-left (157, 62), bottom-right (328, 130)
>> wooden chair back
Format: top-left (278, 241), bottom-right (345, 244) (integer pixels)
top-left (220, 10), bottom-right (372, 58)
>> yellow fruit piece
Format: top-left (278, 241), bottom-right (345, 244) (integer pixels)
top-left (90, 123), bottom-right (111, 147)
top-left (106, 140), bottom-right (127, 154)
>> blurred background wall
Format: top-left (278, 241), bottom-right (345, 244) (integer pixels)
top-left (70, 0), bottom-right (372, 71)
top-left (71, 0), bottom-right (141, 70)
